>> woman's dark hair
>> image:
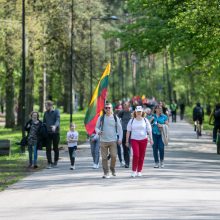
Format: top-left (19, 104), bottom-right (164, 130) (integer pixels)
top-left (30, 111), bottom-right (39, 119)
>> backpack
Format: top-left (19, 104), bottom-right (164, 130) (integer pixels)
top-left (195, 107), bottom-right (203, 118)
top-left (214, 109), bottom-right (220, 119)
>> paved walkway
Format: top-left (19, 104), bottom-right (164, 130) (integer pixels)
top-left (0, 118), bottom-right (220, 220)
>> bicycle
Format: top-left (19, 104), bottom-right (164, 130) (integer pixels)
top-left (195, 120), bottom-right (202, 139)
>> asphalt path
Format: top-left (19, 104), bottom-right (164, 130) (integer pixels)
top-left (0, 118), bottom-right (220, 220)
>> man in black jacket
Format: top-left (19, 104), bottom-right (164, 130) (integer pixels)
top-left (43, 100), bottom-right (60, 169)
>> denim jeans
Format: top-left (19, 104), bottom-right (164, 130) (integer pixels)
top-left (90, 139), bottom-right (100, 165)
top-left (28, 144), bottom-right (38, 165)
top-left (152, 133), bottom-right (164, 163)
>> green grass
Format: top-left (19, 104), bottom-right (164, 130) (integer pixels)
top-left (0, 154), bottom-right (47, 191)
top-left (0, 111), bottom-right (87, 191)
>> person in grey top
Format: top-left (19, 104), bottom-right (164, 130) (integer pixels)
top-left (43, 100), bottom-right (60, 169)
top-left (95, 102), bottom-right (123, 178)
top-left (118, 101), bottom-right (132, 168)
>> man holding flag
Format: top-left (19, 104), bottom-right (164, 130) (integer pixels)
top-left (84, 63), bottom-right (122, 178)
top-left (95, 102), bottom-right (122, 179)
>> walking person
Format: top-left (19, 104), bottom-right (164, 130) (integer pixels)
top-left (126, 106), bottom-right (153, 177)
top-left (95, 102), bottom-right (123, 178)
top-left (25, 111), bottom-right (42, 169)
top-left (89, 131), bottom-right (100, 169)
top-left (170, 100), bottom-right (177, 122)
top-left (179, 102), bottom-right (185, 120)
top-left (67, 123), bottom-right (78, 170)
top-left (152, 105), bottom-right (169, 168)
top-left (118, 101), bottom-right (132, 168)
top-left (43, 100), bottom-right (60, 169)
top-left (209, 103), bottom-right (220, 143)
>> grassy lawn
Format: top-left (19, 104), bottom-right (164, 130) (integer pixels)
top-left (0, 111), bottom-right (87, 191)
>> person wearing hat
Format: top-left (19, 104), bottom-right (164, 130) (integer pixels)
top-left (126, 106), bottom-right (153, 177)
top-left (95, 102), bottom-right (123, 178)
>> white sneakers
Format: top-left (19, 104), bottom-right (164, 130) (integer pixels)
top-left (120, 162), bottom-right (125, 167)
top-left (92, 163), bottom-right (99, 169)
top-left (102, 174), bottom-right (110, 179)
top-left (131, 171), bottom-right (137, 178)
top-left (154, 161), bottom-right (164, 168)
top-left (160, 161), bottom-right (164, 168)
top-left (131, 171), bottom-right (142, 177)
top-left (70, 165), bottom-right (75, 170)
top-left (137, 172), bottom-right (142, 177)
top-left (154, 163), bottom-right (159, 168)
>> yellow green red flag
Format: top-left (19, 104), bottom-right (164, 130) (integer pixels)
top-left (84, 63), bottom-right (111, 135)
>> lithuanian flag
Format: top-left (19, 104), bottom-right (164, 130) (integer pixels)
top-left (84, 63), bottom-right (111, 135)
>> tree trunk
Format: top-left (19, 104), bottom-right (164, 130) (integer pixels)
top-left (25, 50), bottom-right (34, 120)
top-left (5, 32), bottom-right (15, 128)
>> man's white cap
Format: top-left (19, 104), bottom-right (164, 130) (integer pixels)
top-left (135, 106), bottom-right (143, 112)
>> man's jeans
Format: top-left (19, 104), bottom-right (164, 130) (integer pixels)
top-left (100, 141), bottom-right (117, 175)
top-left (46, 133), bottom-right (60, 164)
top-left (28, 144), bottom-right (38, 165)
top-left (152, 133), bottom-right (165, 163)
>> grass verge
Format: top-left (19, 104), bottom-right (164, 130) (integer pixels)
top-left (0, 111), bottom-right (86, 191)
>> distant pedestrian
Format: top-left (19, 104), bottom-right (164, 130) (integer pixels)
top-left (126, 106), bottom-right (153, 177)
top-left (179, 102), bottom-right (185, 120)
top-left (170, 100), bottom-right (177, 122)
top-left (25, 111), bottom-right (42, 169)
top-left (67, 123), bottom-right (78, 170)
top-left (209, 103), bottom-right (220, 143)
top-left (95, 102), bottom-right (123, 179)
top-left (43, 100), bottom-right (60, 169)
top-left (118, 101), bottom-right (132, 168)
top-left (152, 105), bottom-right (169, 168)
top-left (89, 131), bottom-right (100, 169)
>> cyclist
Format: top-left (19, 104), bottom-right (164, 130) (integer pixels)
top-left (209, 103), bottom-right (220, 143)
top-left (193, 102), bottom-right (204, 136)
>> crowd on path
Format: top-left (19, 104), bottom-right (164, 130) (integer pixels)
top-left (24, 98), bottom-right (220, 179)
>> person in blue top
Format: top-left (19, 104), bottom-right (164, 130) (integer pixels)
top-left (152, 105), bottom-right (169, 168)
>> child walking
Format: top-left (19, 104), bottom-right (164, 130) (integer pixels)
top-left (67, 123), bottom-right (78, 170)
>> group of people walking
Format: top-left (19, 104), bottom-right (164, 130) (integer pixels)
top-left (93, 101), bottom-right (169, 178)
top-left (24, 99), bottom-right (170, 179)
top-left (25, 100), bottom-right (61, 169)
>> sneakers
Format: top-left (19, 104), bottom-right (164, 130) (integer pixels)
top-left (124, 164), bottom-right (129, 168)
top-left (92, 163), bottom-right (99, 169)
top-left (112, 172), bottom-right (116, 177)
top-left (154, 163), bottom-right (159, 168)
top-left (70, 165), bottom-right (75, 170)
top-left (47, 164), bottom-right (52, 169)
top-left (160, 161), bottom-right (164, 168)
top-left (120, 162), bottom-right (125, 167)
top-left (130, 171), bottom-right (137, 178)
top-left (137, 172), bottom-right (142, 177)
top-left (52, 161), bottom-right (58, 168)
top-left (27, 164), bottom-right (32, 168)
top-left (102, 174), bottom-right (110, 179)
top-left (33, 165), bottom-right (38, 169)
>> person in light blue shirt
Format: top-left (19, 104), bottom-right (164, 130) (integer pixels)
top-left (152, 105), bottom-right (168, 168)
